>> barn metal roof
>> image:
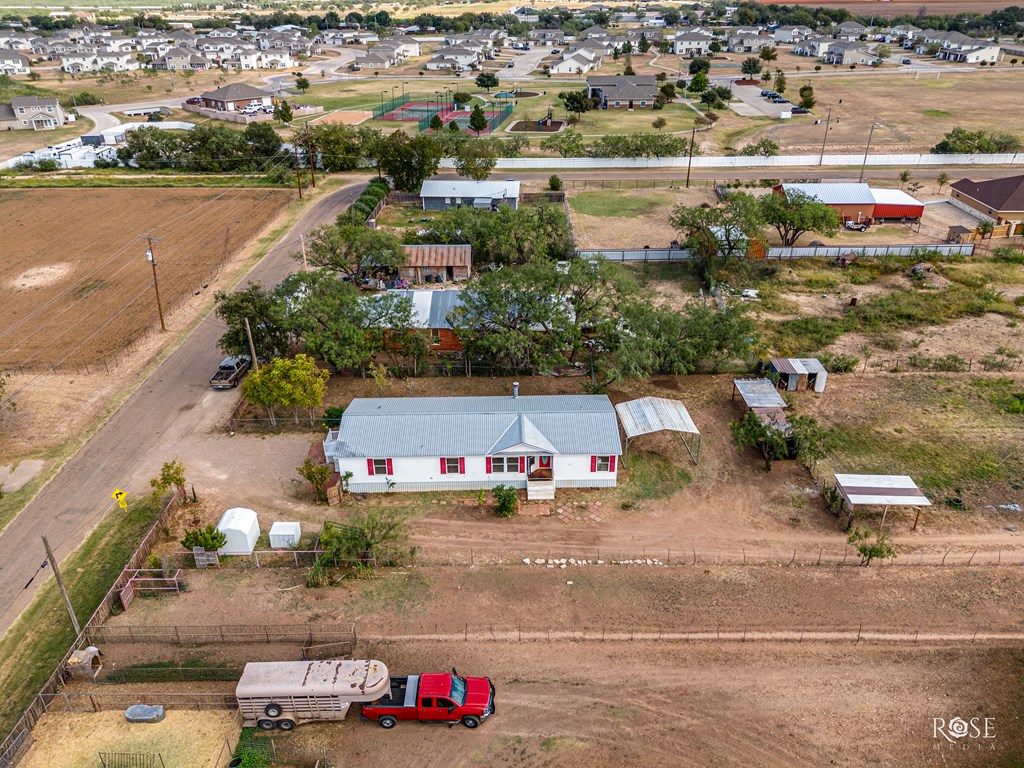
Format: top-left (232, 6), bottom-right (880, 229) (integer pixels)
top-left (835, 474), bottom-right (931, 508)
top-left (615, 397), bottom-right (700, 438)
top-left (769, 358), bottom-right (826, 376)
top-left (733, 379), bottom-right (788, 410)
top-left (325, 395), bottom-right (622, 459)
top-left (400, 244), bottom-right (472, 267)
top-left (782, 182), bottom-right (874, 205)
top-left (869, 188), bottom-right (924, 206)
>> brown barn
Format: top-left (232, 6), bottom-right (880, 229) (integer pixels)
top-left (399, 244), bottom-right (472, 284)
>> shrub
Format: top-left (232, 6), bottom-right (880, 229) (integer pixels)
top-left (181, 525), bottom-right (227, 551)
top-left (932, 354), bottom-right (968, 372)
top-left (322, 406), bottom-right (344, 427)
top-left (993, 247), bottom-right (1024, 264)
top-left (817, 352), bottom-right (859, 373)
top-left (492, 484), bottom-right (519, 517)
top-left (548, 174), bottom-right (562, 191)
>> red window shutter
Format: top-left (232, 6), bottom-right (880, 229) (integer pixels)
top-left (367, 458), bottom-right (375, 476)
top-left (486, 457), bottom-right (492, 473)
top-left (386, 459), bottom-right (393, 475)
top-left (590, 455), bottom-right (597, 472)
top-left (439, 457), bottom-right (447, 475)
top-left (458, 457), bottom-right (465, 474)
top-left (609, 456), bottom-right (616, 473)
top-left (519, 456), bottom-right (526, 473)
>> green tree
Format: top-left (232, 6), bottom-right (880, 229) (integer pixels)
top-left (798, 84), bottom-right (815, 109)
top-left (541, 130), bottom-right (585, 157)
top-left (149, 458), bottom-right (188, 506)
top-left (429, 113), bottom-right (444, 131)
top-left (304, 124), bottom-right (363, 172)
top-left (652, 116), bottom-right (667, 130)
top-left (454, 139), bottom-right (498, 180)
top-left (468, 103), bottom-right (488, 135)
top-left (492, 485), bottom-right (519, 517)
top-left (788, 414), bottom-right (834, 473)
top-left (729, 411), bottom-right (789, 471)
top-left (873, 43), bottom-right (891, 62)
top-left (687, 71), bottom-right (708, 93)
top-left (303, 223), bottom-right (405, 283)
top-left (297, 457), bottom-right (332, 503)
top-left (847, 527), bottom-right (896, 566)
top-left (931, 127), bottom-right (1021, 154)
top-left (738, 137), bottom-right (780, 156)
top-left (376, 131), bottom-right (442, 191)
top-left (319, 510), bottom-right (409, 566)
top-left (638, 33), bottom-right (650, 53)
top-left (773, 70), bottom-right (787, 94)
top-left (214, 282), bottom-right (291, 359)
top-left (759, 45), bottom-right (778, 62)
top-left (623, 54), bottom-right (635, 76)
top-left (274, 100), bottom-right (293, 123)
top-left (898, 169), bottom-right (911, 189)
top-left (243, 121), bottom-right (283, 160)
top-left (759, 189), bottom-right (840, 247)
top-left (741, 57), bottom-right (762, 76)
top-left (936, 171), bottom-right (950, 191)
top-left (670, 192), bottom-right (761, 286)
top-left (688, 56), bottom-right (710, 75)
top-left (560, 89), bottom-right (593, 121)
top-left (294, 75), bottom-right (310, 93)
top-left (475, 71), bottom-right (499, 90)
top-left (709, 40), bottom-right (722, 54)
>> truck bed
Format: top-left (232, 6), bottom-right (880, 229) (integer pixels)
top-left (372, 675), bottom-right (419, 708)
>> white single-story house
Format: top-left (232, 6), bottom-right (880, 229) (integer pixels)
top-left (322, 393), bottom-right (623, 499)
top-left (420, 179), bottom-right (520, 211)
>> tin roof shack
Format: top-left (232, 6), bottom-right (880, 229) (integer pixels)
top-left (236, 660), bottom-right (390, 729)
top-left (834, 473), bottom-right (931, 531)
top-left (769, 358), bottom-right (827, 392)
top-left (399, 244), bottom-right (472, 284)
top-left (322, 393), bottom-right (622, 501)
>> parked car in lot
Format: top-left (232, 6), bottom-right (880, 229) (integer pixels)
top-left (507, 61), bottom-right (515, 67)
top-left (771, 97), bottom-right (789, 103)
top-left (185, 97), bottom-right (202, 105)
top-left (792, 106), bottom-right (810, 114)
top-left (902, 58), bottom-right (912, 64)
top-left (845, 220), bottom-right (870, 232)
top-left (762, 91), bottom-right (778, 98)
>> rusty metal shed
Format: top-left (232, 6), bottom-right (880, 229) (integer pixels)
top-left (769, 358), bottom-right (827, 392)
top-left (615, 396), bottom-right (701, 464)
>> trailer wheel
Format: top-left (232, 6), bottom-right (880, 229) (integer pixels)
top-left (257, 720), bottom-right (276, 731)
top-left (461, 716), bottom-right (480, 729)
top-left (264, 703), bottom-right (284, 717)
top-left (277, 719), bottom-right (296, 731)
top-left (378, 716), bottom-right (397, 729)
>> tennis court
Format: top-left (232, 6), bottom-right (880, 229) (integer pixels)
top-left (377, 100), bottom-right (454, 122)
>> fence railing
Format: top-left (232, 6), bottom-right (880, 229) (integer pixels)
top-left (39, 692), bottom-right (237, 715)
top-left (98, 752), bottom-right (165, 768)
top-left (578, 243), bottom-right (976, 262)
top-left (371, 93), bottom-right (411, 119)
top-left (87, 622), bottom-right (357, 647)
top-left (97, 666), bottom-right (244, 685)
top-left (578, 247), bottom-right (690, 262)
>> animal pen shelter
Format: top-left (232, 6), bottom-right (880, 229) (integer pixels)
top-left (614, 396), bottom-right (702, 464)
top-left (732, 379), bottom-right (790, 431)
top-left (833, 473), bottom-right (932, 530)
top-left (769, 358), bottom-right (827, 393)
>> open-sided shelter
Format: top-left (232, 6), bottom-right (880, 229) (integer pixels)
top-left (834, 473), bottom-right (931, 529)
top-left (615, 396), bottom-right (702, 464)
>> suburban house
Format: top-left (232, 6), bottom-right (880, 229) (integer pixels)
top-left (586, 75), bottom-right (659, 109)
top-left (581, 25), bottom-right (609, 39)
top-left (419, 179), bottom-right (520, 211)
top-left (822, 41), bottom-right (877, 66)
top-left (355, 50), bottom-right (394, 70)
top-left (0, 96), bottom-right (66, 131)
top-left (398, 244), bottom-right (472, 284)
top-left (794, 36), bottom-right (835, 57)
top-left (548, 50), bottom-right (601, 75)
top-left (834, 21), bottom-right (867, 40)
top-left (776, 183), bottom-right (925, 223)
top-left (379, 289), bottom-right (465, 351)
top-left (673, 33), bottom-right (714, 57)
top-left (727, 31), bottom-right (773, 53)
top-left (199, 83), bottom-right (273, 112)
top-left (528, 28), bottom-right (566, 46)
top-left (774, 25), bottom-right (813, 43)
top-left (0, 49), bottom-right (30, 75)
top-left (950, 175), bottom-right (1024, 236)
top-left (322, 394), bottom-right (623, 499)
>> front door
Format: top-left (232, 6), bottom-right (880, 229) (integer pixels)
top-left (528, 455), bottom-right (553, 480)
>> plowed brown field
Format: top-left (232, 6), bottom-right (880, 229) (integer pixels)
top-left (0, 187), bottom-right (293, 370)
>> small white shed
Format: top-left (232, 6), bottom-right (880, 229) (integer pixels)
top-left (269, 521), bottom-right (301, 549)
top-left (216, 507), bottom-right (260, 555)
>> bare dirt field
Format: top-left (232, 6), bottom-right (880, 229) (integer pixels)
top-left (0, 187), bottom-right (293, 371)
top-left (18, 710), bottom-right (238, 768)
top-left (567, 187), bottom-right (717, 249)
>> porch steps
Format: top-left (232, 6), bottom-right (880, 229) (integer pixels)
top-left (526, 480), bottom-right (555, 500)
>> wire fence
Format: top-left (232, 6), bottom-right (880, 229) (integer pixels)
top-left (96, 667), bottom-right (243, 685)
top-left (87, 622), bottom-right (357, 647)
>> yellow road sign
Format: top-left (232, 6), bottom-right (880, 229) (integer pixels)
top-left (112, 489), bottom-right (126, 501)
top-left (118, 500), bottom-right (128, 510)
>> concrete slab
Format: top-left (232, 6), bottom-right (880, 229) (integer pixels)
top-left (0, 459), bottom-right (44, 492)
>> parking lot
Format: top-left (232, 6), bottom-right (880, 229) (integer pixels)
top-left (726, 82), bottom-right (803, 118)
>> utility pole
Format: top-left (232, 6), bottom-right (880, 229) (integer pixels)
top-left (243, 317), bottom-right (259, 370)
top-left (293, 143), bottom-right (303, 199)
top-left (42, 535), bottom-right (81, 637)
top-left (818, 106), bottom-right (833, 166)
top-left (143, 235), bottom-right (165, 332)
top-left (304, 130), bottom-right (316, 188)
top-left (858, 119), bottom-right (878, 183)
top-left (300, 234), bottom-right (309, 272)
top-left (685, 125), bottom-right (696, 189)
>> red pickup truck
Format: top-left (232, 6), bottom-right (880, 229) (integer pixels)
top-left (361, 670), bottom-right (495, 729)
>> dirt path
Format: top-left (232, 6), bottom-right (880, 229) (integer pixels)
top-left (0, 180), bottom-right (368, 638)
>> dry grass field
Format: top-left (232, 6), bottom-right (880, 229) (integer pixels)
top-left (0, 187), bottom-right (293, 370)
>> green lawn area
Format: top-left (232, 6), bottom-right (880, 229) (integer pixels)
top-left (570, 189), bottom-right (676, 217)
top-left (0, 118), bottom-right (95, 160)
top-left (574, 103), bottom-right (697, 136)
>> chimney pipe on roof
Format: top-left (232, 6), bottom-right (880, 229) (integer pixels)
top-left (513, 381), bottom-right (519, 399)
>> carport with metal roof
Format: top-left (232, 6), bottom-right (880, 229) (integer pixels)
top-left (615, 396), bottom-right (702, 465)
top-left (834, 473), bottom-right (931, 530)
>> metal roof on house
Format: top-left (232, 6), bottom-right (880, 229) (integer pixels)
top-left (616, 397), bottom-right (700, 438)
top-left (781, 183), bottom-right (874, 205)
top-left (733, 379), bottom-right (788, 410)
top-left (769, 357), bottom-right (826, 376)
top-left (325, 395), bottom-right (622, 459)
top-left (419, 179), bottom-right (520, 200)
top-left (835, 474), bottom-right (931, 507)
top-left (400, 244), bottom-right (471, 267)
top-left (383, 289), bottom-right (463, 329)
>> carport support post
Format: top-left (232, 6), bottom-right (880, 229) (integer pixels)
top-left (43, 535), bottom-right (81, 637)
top-left (912, 506), bottom-right (922, 532)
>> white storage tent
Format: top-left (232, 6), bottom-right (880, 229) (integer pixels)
top-left (216, 507), bottom-right (260, 555)
top-left (269, 521), bottom-right (301, 549)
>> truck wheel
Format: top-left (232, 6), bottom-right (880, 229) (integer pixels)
top-left (257, 720), bottom-right (276, 731)
top-left (264, 703), bottom-right (284, 717)
top-left (461, 716), bottom-right (480, 729)
top-left (378, 716), bottom-right (397, 729)
top-left (277, 719), bottom-right (296, 731)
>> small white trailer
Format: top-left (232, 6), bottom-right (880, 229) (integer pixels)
top-left (236, 659), bottom-right (390, 731)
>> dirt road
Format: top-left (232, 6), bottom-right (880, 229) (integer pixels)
top-left (0, 180), bottom-right (367, 638)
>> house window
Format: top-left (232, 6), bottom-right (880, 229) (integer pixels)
top-left (591, 455), bottom-right (616, 472)
top-left (487, 456), bottom-right (523, 473)
top-left (366, 458), bottom-right (393, 476)
top-left (430, 329), bottom-right (442, 344)
top-left (440, 457), bottom-right (465, 474)
top-left (614, 100), bottom-right (620, 106)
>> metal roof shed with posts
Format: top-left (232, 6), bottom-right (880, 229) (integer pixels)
top-left (615, 396), bottom-right (702, 464)
top-left (834, 473), bottom-right (931, 530)
top-left (732, 378), bottom-right (790, 431)
top-left (769, 358), bottom-right (827, 392)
